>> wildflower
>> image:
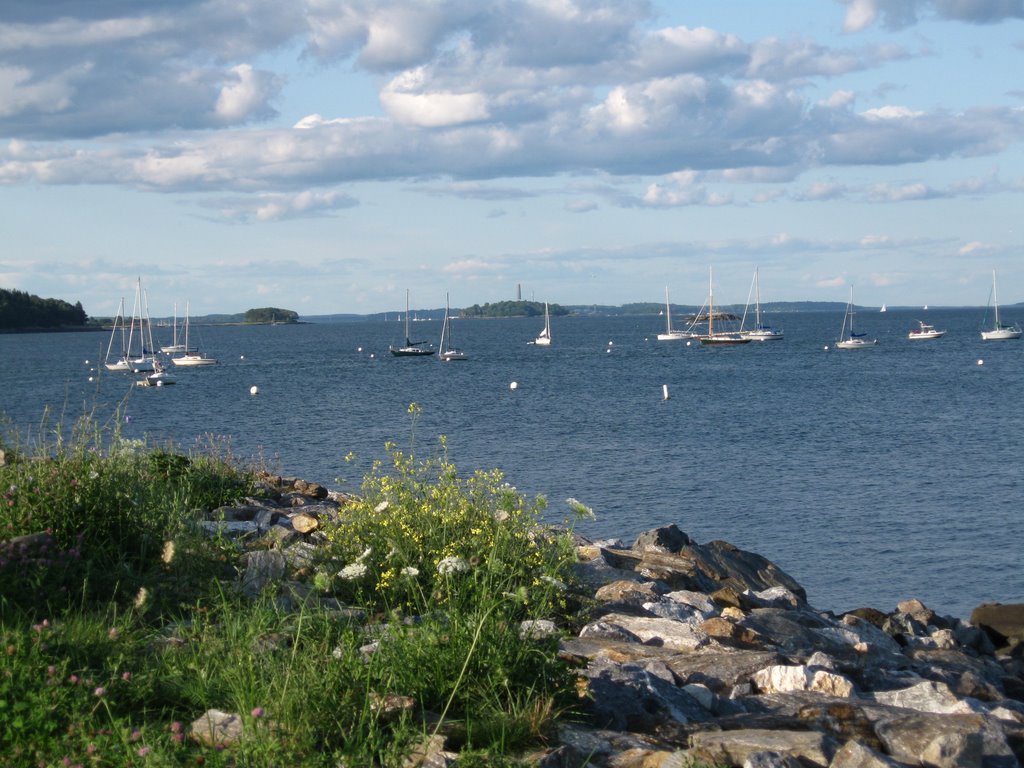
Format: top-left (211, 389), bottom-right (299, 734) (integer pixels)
top-left (136, 746), bottom-right (150, 757)
top-left (356, 547), bottom-right (373, 563)
top-left (129, 729), bottom-right (142, 742)
top-left (121, 671), bottom-right (132, 682)
top-left (93, 687), bottom-right (106, 697)
top-left (161, 540), bottom-right (175, 564)
top-left (86, 744), bottom-right (97, 755)
top-left (251, 707), bottom-right (265, 718)
top-left (133, 587), bottom-right (149, 610)
top-left (400, 566), bottom-right (420, 577)
top-left (437, 556), bottom-right (469, 575)
top-left (338, 562), bottom-right (368, 580)
top-left (170, 722), bottom-right (183, 734)
top-left (108, 628), bottom-right (119, 640)
top-left (374, 500), bottom-right (389, 513)
top-left (47, 665), bottom-right (57, 677)
top-left (540, 574), bottom-right (568, 591)
top-left (566, 497), bottom-right (595, 519)
top-left (69, 675), bottom-right (80, 685)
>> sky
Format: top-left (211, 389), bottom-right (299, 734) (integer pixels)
top-left (2, 0), bottom-right (1024, 317)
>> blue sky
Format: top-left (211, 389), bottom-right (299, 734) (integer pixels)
top-left (2, 0), bottom-right (1024, 317)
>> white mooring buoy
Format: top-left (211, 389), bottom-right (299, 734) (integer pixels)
top-left (250, 385), bottom-right (259, 395)
top-left (510, 381), bottom-right (518, 391)
top-left (977, 359), bottom-right (984, 366)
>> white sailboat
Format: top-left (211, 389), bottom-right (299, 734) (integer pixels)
top-left (980, 270), bottom-right (1021, 341)
top-left (531, 302), bottom-right (552, 346)
top-left (161, 302), bottom-right (197, 354)
top-left (741, 268), bottom-right (784, 341)
top-left (438, 293), bottom-right (467, 361)
top-left (170, 302), bottom-right (217, 366)
top-left (656, 287), bottom-right (697, 341)
top-left (835, 287), bottom-right (877, 349)
top-left (104, 279), bottom-right (157, 371)
top-left (390, 290), bottom-right (436, 356)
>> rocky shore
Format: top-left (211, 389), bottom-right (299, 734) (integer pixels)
top-left (188, 475), bottom-right (1024, 767)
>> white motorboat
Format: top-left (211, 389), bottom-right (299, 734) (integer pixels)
top-left (908, 321), bottom-right (946, 340)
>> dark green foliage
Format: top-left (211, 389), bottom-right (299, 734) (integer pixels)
top-left (0, 289), bottom-right (88, 330)
top-left (243, 307), bottom-right (299, 323)
top-left (460, 301), bottom-right (568, 318)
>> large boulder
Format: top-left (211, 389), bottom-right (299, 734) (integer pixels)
top-left (971, 603), bottom-right (1024, 646)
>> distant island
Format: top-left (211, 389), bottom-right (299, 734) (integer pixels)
top-left (0, 289), bottom-right (300, 332)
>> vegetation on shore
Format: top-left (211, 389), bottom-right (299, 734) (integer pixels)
top-left (459, 301), bottom-right (569, 318)
top-left (0, 407), bottom-right (584, 766)
top-left (243, 307), bottom-right (298, 324)
top-left (0, 288), bottom-right (88, 331)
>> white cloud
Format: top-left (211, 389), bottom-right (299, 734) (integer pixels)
top-left (215, 64), bottom-right (274, 123)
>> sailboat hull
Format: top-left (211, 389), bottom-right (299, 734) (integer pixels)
top-left (981, 328), bottom-right (1022, 341)
top-left (390, 345), bottom-right (436, 356)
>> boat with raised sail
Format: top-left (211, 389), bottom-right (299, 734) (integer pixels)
top-left (835, 287), bottom-right (877, 349)
top-left (980, 270), bottom-right (1021, 341)
top-left (390, 290), bottom-right (436, 356)
top-left (170, 302), bottom-right (217, 366)
top-left (438, 293), bottom-right (467, 361)
top-left (908, 320), bottom-right (945, 340)
top-left (657, 287), bottom-right (698, 341)
top-left (699, 268), bottom-right (750, 345)
top-left (741, 268), bottom-right (783, 341)
top-left (531, 302), bottom-right (552, 346)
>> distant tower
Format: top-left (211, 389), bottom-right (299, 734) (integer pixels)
top-left (516, 283), bottom-right (522, 301)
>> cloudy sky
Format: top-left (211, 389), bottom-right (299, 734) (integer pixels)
top-left (3, 0), bottom-right (1024, 317)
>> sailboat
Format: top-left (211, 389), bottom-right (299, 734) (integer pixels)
top-left (104, 279), bottom-right (158, 371)
top-left (741, 268), bottom-right (783, 341)
top-left (980, 270), bottom-right (1021, 341)
top-left (835, 288), bottom-right (877, 349)
top-left (390, 290), bottom-right (436, 356)
top-left (438, 293), bottom-right (467, 361)
top-left (657, 287), bottom-right (698, 341)
top-left (699, 268), bottom-right (750, 345)
top-left (170, 302), bottom-right (217, 366)
top-left (531, 302), bottom-right (552, 346)
top-left (103, 298), bottom-right (130, 371)
top-left (160, 303), bottom-right (196, 354)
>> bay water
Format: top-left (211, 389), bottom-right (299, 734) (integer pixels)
top-left (2, 307), bottom-right (1021, 619)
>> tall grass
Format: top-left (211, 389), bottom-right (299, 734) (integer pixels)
top-left (0, 407), bottom-right (585, 766)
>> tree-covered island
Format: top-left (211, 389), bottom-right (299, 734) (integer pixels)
top-left (459, 300), bottom-right (569, 318)
top-left (0, 289), bottom-right (89, 331)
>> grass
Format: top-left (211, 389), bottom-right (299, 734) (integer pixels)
top-left (0, 405), bottom-right (586, 766)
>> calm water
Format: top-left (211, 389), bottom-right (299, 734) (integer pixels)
top-left (2, 308), bottom-right (1022, 619)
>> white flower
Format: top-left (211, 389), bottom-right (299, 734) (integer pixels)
top-left (539, 574), bottom-right (567, 591)
top-left (374, 500), bottom-right (389, 513)
top-left (356, 547), bottom-right (373, 563)
top-left (437, 556), bottom-right (469, 575)
top-left (400, 566), bottom-right (420, 578)
top-left (566, 497), bottom-right (595, 519)
top-left (338, 562), bottom-right (368, 580)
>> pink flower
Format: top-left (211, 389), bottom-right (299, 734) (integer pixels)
top-left (93, 687), bottom-right (106, 697)
top-left (250, 707), bottom-right (265, 719)
top-left (68, 675), bottom-right (79, 685)
top-left (86, 744), bottom-right (97, 755)
top-left (121, 671), bottom-right (132, 682)
top-left (108, 628), bottom-right (119, 640)
top-left (136, 746), bottom-right (150, 757)
top-left (129, 728), bottom-right (142, 742)
top-left (169, 721), bottom-right (183, 734)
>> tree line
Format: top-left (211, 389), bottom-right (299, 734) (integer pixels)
top-left (459, 300), bottom-right (568, 318)
top-left (0, 289), bottom-right (88, 330)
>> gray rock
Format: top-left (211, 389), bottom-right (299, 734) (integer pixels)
top-left (240, 550), bottom-right (286, 598)
top-left (632, 524), bottom-right (690, 554)
top-left (579, 659), bottom-right (711, 730)
top-left (828, 739), bottom-right (905, 768)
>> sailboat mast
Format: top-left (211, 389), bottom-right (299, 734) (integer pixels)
top-left (755, 268), bottom-right (763, 327)
top-left (405, 289), bottom-right (411, 343)
top-left (708, 268), bottom-right (714, 337)
top-left (993, 270), bottom-right (1001, 327)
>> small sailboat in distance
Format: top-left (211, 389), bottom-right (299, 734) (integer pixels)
top-left (390, 290), bottom-right (436, 356)
top-left (835, 287), bottom-right (877, 349)
top-left (438, 293), bottom-right (467, 361)
top-left (980, 269), bottom-right (1021, 341)
top-left (531, 302), bottom-right (552, 346)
